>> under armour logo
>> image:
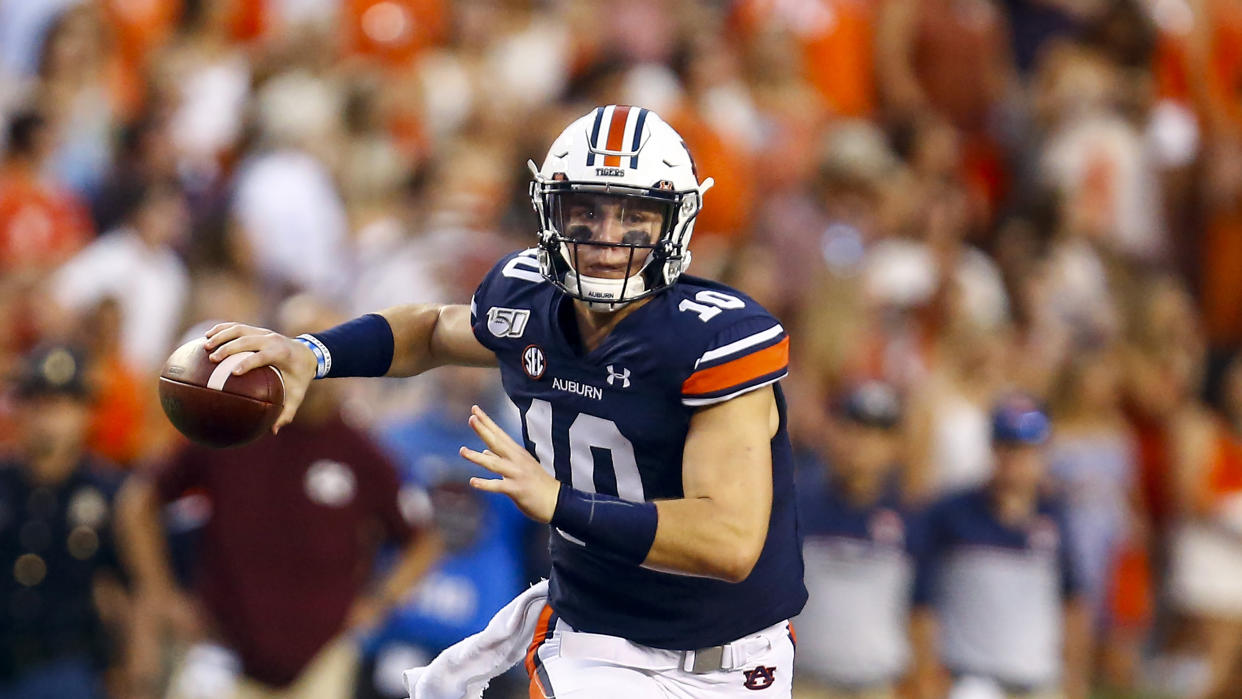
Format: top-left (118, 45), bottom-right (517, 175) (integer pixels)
top-left (606, 365), bottom-right (630, 388)
top-left (742, 665), bottom-right (776, 691)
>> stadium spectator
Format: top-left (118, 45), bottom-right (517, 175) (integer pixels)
top-left (152, 0), bottom-right (252, 186)
top-left (729, 0), bottom-right (878, 119)
top-left (229, 110), bottom-right (351, 299)
top-left (792, 382), bottom-right (929, 699)
top-left (0, 107), bottom-right (94, 396)
top-left (1035, 42), bottom-right (1166, 264)
top-left (35, 3), bottom-right (117, 200)
top-left (916, 395), bottom-right (1090, 699)
top-left (904, 318), bottom-right (1008, 501)
top-left (0, 108), bottom-right (91, 279)
top-left (90, 114), bottom-right (180, 237)
top-left (74, 296), bottom-right (153, 467)
top-left (1168, 352), bottom-right (1242, 698)
top-left (0, 343), bottom-right (128, 699)
top-left (1047, 344), bottom-right (1147, 688)
top-left (51, 178), bottom-right (191, 373)
top-left (117, 298), bottom-right (442, 699)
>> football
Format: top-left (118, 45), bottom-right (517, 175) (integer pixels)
top-left (158, 337), bottom-right (284, 448)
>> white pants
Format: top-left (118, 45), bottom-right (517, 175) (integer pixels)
top-left (525, 607), bottom-right (796, 698)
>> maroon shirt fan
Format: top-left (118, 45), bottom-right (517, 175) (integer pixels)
top-left (153, 414), bottom-right (417, 687)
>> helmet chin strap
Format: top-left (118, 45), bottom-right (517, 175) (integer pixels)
top-left (563, 269), bottom-right (648, 313)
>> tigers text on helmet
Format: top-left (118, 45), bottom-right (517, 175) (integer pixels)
top-left (529, 105), bottom-right (714, 312)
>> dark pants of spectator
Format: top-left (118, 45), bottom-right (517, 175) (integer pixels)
top-left (0, 655), bottom-right (102, 699)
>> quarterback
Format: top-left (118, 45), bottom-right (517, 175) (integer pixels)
top-left (206, 105), bottom-right (808, 698)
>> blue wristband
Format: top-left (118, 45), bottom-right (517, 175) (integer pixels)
top-left (550, 483), bottom-right (658, 565)
top-left (305, 313), bottom-right (395, 378)
top-left (294, 335), bottom-right (329, 379)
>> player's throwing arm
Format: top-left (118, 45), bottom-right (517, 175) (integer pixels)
top-left (203, 304), bottom-right (494, 433)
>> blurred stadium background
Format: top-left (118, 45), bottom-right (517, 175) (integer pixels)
top-left (2, 0), bottom-right (1242, 697)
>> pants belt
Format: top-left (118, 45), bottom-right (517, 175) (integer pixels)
top-left (556, 621), bottom-right (786, 674)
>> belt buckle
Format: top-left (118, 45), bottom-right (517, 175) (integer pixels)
top-left (689, 645), bottom-right (725, 674)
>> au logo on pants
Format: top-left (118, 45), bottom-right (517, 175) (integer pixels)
top-left (743, 665), bottom-right (776, 690)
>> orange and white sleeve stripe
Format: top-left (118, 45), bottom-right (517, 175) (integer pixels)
top-left (681, 323), bottom-right (789, 407)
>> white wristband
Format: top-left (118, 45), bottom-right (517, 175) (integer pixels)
top-left (294, 334), bottom-right (331, 379)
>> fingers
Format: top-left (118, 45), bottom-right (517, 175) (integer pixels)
top-left (204, 323), bottom-right (260, 349)
top-left (204, 322), bottom-right (233, 339)
top-left (208, 335), bottom-right (301, 381)
top-left (462, 443), bottom-right (510, 494)
top-left (459, 446), bottom-right (508, 475)
top-left (468, 406), bottom-right (521, 455)
top-left (469, 476), bottom-right (507, 494)
top-left (207, 334), bottom-right (269, 363)
top-left (272, 396), bottom-right (301, 434)
top-left (467, 414), bottom-right (505, 454)
top-left (470, 405), bottom-right (503, 433)
top-left (226, 345), bottom-right (284, 376)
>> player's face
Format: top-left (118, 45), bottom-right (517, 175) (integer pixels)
top-left (556, 193), bottom-right (667, 279)
top-left (834, 422), bottom-right (897, 481)
top-left (992, 444), bottom-right (1045, 493)
top-left (18, 395), bottom-right (90, 465)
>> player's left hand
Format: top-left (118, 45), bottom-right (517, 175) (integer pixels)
top-left (460, 405), bottom-right (560, 523)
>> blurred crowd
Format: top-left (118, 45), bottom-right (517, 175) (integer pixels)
top-left (1, 0), bottom-right (1242, 697)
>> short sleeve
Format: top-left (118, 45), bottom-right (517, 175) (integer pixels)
top-left (681, 316), bottom-right (789, 407)
top-left (470, 249), bottom-right (542, 351)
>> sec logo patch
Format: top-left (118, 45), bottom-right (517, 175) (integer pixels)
top-left (522, 345), bottom-right (546, 380)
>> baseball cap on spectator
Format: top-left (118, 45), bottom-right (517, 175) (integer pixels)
top-left (13, 343), bottom-right (92, 400)
top-left (838, 380), bottom-right (902, 429)
top-left (990, 394), bottom-right (1050, 445)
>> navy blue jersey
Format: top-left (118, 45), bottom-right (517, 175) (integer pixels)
top-left (795, 477), bottom-right (926, 685)
top-left (921, 487), bottom-right (1082, 687)
top-left (470, 249), bottom-right (807, 650)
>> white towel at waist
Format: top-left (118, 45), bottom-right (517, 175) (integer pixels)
top-left (403, 579), bottom-right (550, 699)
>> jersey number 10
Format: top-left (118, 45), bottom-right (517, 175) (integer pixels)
top-left (523, 398), bottom-right (645, 504)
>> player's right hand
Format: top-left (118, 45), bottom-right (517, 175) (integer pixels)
top-left (203, 323), bottom-right (318, 433)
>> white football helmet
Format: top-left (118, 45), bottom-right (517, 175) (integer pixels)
top-left (529, 105), bottom-right (714, 312)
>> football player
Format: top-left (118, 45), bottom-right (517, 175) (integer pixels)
top-left (205, 106), bottom-right (808, 698)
